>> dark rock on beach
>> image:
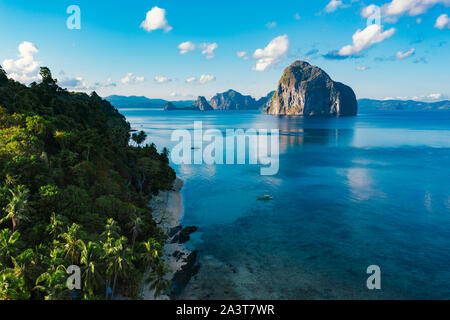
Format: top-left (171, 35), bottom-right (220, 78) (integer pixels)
top-left (172, 250), bottom-right (185, 262)
top-left (170, 250), bottom-right (201, 298)
top-left (179, 226), bottom-right (198, 243)
top-left (169, 226), bottom-right (182, 238)
top-left (171, 226), bottom-right (198, 244)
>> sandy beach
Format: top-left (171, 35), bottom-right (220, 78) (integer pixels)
top-left (142, 177), bottom-right (194, 300)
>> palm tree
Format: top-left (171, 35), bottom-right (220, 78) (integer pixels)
top-left (0, 229), bottom-right (20, 268)
top-left (141, 238), bottom-right (161, 268)
top-left (80, 242), bottom-right (104, 299)
top-left (59, 223), bottom-right (86, 265)
top-left (0, 252), bottom-right (30, 300)
top-left (1, 185), bottom-right (30, 232)
top-left (101, 218), bottom-right (121, 244)
top-left (34, 265), bottom-right (68, 300)
top-left (46, 213), bottom-right (66, 240)
top-left (131, 130), bottom-right (147, 147)
top-left (101, 219), bottom-right (120, 299)
top-left (104, 236), bottom-right (133, 299)
top-left (139, 238), bottom-right (162, 298)
top-left (146, 260), bottom-right (171, 298)
top-left (127, 211), bottom-right (143, 249)
top-left (34, 245), bottom-right (69, 300)
top-left (0, 270), bottom-right (29, 300)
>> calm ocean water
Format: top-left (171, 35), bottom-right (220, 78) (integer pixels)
top-left (120, 109), bottom-right (450, 299)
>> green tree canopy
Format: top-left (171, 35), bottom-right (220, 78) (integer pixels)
top-left (0, 66), bottom-right (176, 300)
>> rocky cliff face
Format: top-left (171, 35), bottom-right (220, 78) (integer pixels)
top-left (258, 91), bottom-right (275, 111)
top-left (210, 89), bottom-right (259, 110)
top-left (267, 61), bottom-right (357, 116)
top-left (193, 96), bottom-right (213, 111)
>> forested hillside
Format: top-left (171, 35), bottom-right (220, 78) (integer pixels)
top-left (0, 66), bottom-right (176, 299)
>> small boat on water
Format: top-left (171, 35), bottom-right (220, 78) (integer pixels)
top-left (257, 195), bottom-right (273, 201)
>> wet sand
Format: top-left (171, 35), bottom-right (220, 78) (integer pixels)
top-left (142, 178), bottom-right (192, 300)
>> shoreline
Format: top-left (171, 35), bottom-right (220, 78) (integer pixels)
top-left (142, 177), bottom-right (197, 300)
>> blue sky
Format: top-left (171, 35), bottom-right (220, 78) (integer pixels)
top-left (0, 0), bottom-right (449, 101)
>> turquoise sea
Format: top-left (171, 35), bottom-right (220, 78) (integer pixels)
top-left (120, 109), bottom-right (450, 299)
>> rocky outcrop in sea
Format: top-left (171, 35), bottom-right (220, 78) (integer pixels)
top-left (193, 96), bottom-right (213, 111)
top-left (258, 91), bottom-right (276, 111)
top-left (164, 102), bottom-right (178, 111)
top-left (210, 89), bottom-right (261, 110)
top-left (266, 60), bottom-right (357, 116)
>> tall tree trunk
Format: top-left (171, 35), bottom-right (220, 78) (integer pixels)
top-left (132, 232), bottom-right (137, 250)
top-left (112, 273), bottom-right (118, 299)
top-left (12, 216), bottom-right (18, 232)
top-left (105, 280), bottom-right (110, 300)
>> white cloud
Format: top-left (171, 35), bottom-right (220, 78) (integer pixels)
top-left (140, 6), bottom-right (172, 32)
top-left (178, 41), bottom-right (196, 54)
top-left (178, 41), bottom-right (219, 59)
top-left (384, 0), bottom-right (449, 17)
top-left (252, 35), bottom-right (289, 71)
top-left (237, 51), bottom-right (249, 60)
top-left (427, 93), bottom-right (442, 99)
top-left (185, 75), bottom-right (215, 84)
top-left (356, 66), bottom-right (369, 71)
top-left (59, 76), bottom-right (116, 92)
top-left (325, 0), bottom-right (344, 13)
top-left (396, 48), bottom-right (415, 59)
top-left (200, 43), bottom-right (218, 59)
top-left (2, 41), bottom-right (41, 83)
top-left (169, 92), bottom-right (195, 99)
top-left (237, 51), bottom-right (247, 58)
top-left (59, 77), bottom-right (87, 89)
top-left (121, 73), bottom-right (145, 84)
top-left (266, 21), bottom-right (277, 28)
top-left (361, 4), bottom-right (379, 18)
top-left (337, 24), bottom-right (396, 57)
top-left (154, 76), bottom-right (172, 83)
top-left (362, 0), bottom-right (450, 22)
top-left (199, 74), bottom-right (216, 84)
top-left (435, 13), bottom-right (450, 29)
top-left (383, 93), bottom-right (446, 101)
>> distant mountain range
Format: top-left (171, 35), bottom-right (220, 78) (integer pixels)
top-left (358, 99), bottom-right (450, 111)
top-left (210, 89), bottom-right (274, 110)
top-left (164, 96), bottom-right (214, 111)
top-left (105, 94), bottom-right (450, 113)
top-left (105, 95), bottom-right (194, 109)
top-left (105, 90), bottom-right (273, 111)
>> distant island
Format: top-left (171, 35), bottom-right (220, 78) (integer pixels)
top-left (105, 95), bottom-right (194, 109)
top-left (106, 90), bottom-right (273, 111)
top-left (358, 99), bottom-right (450, 111)
top-left (266, 60), bottom-right (357, 116)
top-left (105, 61), bottom-right (448, 115)
top-left (209, 89), bottom-right (274, 110)
top-left (106, 94), bottom-right (449, 113)
top-left (164, 96), bottom-right (213, 111)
